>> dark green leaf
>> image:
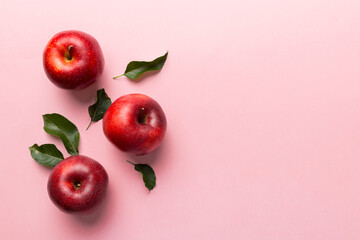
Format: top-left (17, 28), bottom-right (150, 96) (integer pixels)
top-left (43, 113), bottom-right (80, 156)
top-left (29, 144), bottom-right (64, 167)
top-left (87, 88), bottom-right (112, 130)
top-left (113, 52), bottom-right (168, 80)
top-left (127, 160), bottom-right (156, 191)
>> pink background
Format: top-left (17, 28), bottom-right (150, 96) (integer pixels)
top-left (1, 0), bottom-right (360, 239)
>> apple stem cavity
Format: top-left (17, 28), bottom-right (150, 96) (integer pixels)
top-left (137, 108), bottom-right (148, 124)
top-left (73, 181), bottom-right (81, 189)
top-left (138, 116), bottom-right (148, 124)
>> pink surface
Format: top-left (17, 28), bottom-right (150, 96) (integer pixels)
top-left (1, 0), bottom-right (360, 239)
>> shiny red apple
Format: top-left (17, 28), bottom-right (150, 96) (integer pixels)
top-left (47, 155), bottom-right (108, 214)
top-left (103, 94), bottom-right (167, 155)
top-left (43, 30), bottom-right (104, 90)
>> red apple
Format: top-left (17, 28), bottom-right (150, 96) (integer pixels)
top-left (43, 30), bottom-right (104, 90)
top-left (47, 155), bottom-right (108, 214)
top-left (103, 94), bottom-right (167, 155)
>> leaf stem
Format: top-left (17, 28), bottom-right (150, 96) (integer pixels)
top-left (113, 74), bottom-right (124, 79)
top-left (86, 121), bottom-right (92, 130)
top-left (126, 160), bottom-right (135, 166)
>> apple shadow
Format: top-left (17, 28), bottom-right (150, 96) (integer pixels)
top-left (64, 68), bottom-right (115, 104)
top-left (126, 143), bottom-right (164, 166)
top-left (73, 184), bottom-right (113, 225)
top-left (65, 79), bottom-right (101, 103)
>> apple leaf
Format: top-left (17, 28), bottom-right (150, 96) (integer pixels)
top-left (29, 144), bottom-right (64, 167)
top-left (127, 160), bottom-right (156, 191)
top-left (43, 113), bottom-right (80, 156)
top-left (113, 52), bottom-right (168, 80)
top-left (87, 88), bottom-right (112, 130)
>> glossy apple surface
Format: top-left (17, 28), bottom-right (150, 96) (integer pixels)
top-left (103, 94), bottom-right (167, 155)
top-left (43, 30), bottom-right (104, 90)
top-left (47, 155), bottom-right (108, 214)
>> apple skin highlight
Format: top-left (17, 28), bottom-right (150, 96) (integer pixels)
top-left (43, 30), bottom-right (104, 90)
top-left (47, 155), bottom-right (108, 214)
top-left (103, 94), bottom-right (167, 156)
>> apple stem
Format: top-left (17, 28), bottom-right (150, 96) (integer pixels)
top-left (113, 74), bottom-right (124, 79)
top-left (64, 45), bottom-right (74, 61)
top-left (68, 45), bottom-right (73, 60)
top-left (126, 160), bottom-right (135, 166)
top-left (86, 121), bottom-right (92, 131)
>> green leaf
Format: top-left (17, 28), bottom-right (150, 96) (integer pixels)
top-left (29, 144), bottom-right (64, 167)
top-left (43, 113), bottom-right (80, 156)
top-left (87, 88), bottom-right (112, 130)
top-left (127, 160), bottom-right (156, 191)
top-left (114, 51), bottom-right (168, 80)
